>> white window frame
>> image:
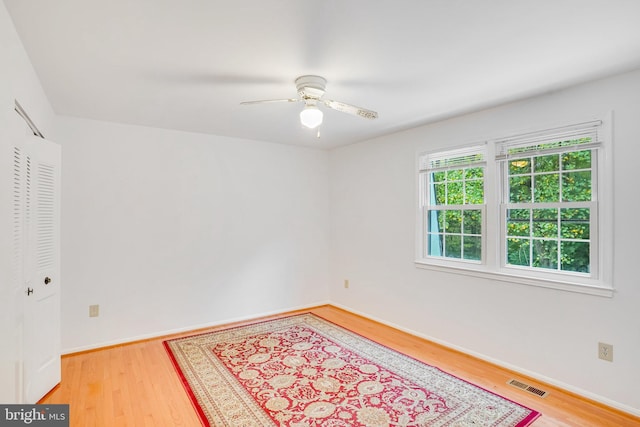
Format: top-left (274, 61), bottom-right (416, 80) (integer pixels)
top-left (416, 116), bottom-right (613, 297)
top-left (417, 144), bottom-right (487, 267)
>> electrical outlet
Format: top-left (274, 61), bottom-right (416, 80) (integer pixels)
top-left (89, 304), bottom-right (99, 318)
top-left (344, 279), bottom-right (349, 289)
top-left (598, 342), bottom-right (613, 362)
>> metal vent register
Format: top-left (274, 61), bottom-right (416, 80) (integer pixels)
top-left (507, 379), bottom-right (549, 398)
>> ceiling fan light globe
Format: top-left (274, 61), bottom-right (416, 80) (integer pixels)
top-left (300, 106), bottom-right (323, 129)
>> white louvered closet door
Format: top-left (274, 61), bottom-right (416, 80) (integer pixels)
top-left (15, 136), bottom-right (61, 403)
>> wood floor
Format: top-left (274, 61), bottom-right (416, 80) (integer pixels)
top-left (40, 305), bottom-right (639, 426)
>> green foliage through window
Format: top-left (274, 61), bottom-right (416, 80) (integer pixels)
top-left (505, 148), bottom-right (592, 273)
top-left (427, 165), bottom-right (484, 261)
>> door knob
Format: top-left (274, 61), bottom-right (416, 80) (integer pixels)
top-left (26, 287), bottom-right (33, 296)
top-left (44, 277), bottom-right (51, 285)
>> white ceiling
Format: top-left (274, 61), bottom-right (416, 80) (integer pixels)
top-left (5, 0), bottom-right (640, 149)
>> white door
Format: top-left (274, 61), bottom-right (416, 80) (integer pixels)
top-left (19, 136), bottom-right (61, 403)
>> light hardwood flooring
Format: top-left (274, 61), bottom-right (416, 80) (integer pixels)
top-left (40, 305), bottom-right (639, 426)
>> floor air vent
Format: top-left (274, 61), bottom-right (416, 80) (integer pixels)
top-left (507, 379), bottom-right (549, 398)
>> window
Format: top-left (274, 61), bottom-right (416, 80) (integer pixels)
top-left (419, 145), bottom-right (485, 262)
top-left (417, 119), bottom-right (612, 296)
top-left (500, 133), bottom-right (596, 274)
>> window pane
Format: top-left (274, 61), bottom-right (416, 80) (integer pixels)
top-left (463, 210), bottom-right (482, 235)
top-left (447, 169), bottom-right (464, 181)
top-left (432, 171), bottom-right (446, 182)
top-left (509, 159), bottom-right (531, 175)
top-left (447, 181), bottom-right (463, 204)
top-left (561, 207), bottom-right (589, 220)
top-left (561, 241), bottom-right (590, 273)
top-left (534, 154), bottom-right (559, 173)
top-left (465, 167), bottom-right (484, 179)
top-left (444, 235), bottom-right (462, 258)
top-left (562, 150), bottom-right (591, 170)
top-left (561, 208), bottom-right (590, 239)
top-left (465, 179), bottom-right (484, 204)
top-left (445, 210), bottom-right (462, 233)
top-left (534, 173), bottom-right (559, 202)
top-left (427, 233), bottom-right (443, 257)
top-left (463, 236), bottom-right (482, 261)
top-left (509, 176), bottom-right (531, 203)
top-left (428, 210), bottom-right (444, 233)
top-left (507, 209), bottom-right (530, 237)
top-left (432, 183), bottom-right (446, 205)
top-left (507, 238), bottom-right (530, 266)
top-left (532, 209), bottom-right (558, 238)
top-left (562, 171), bottom-right (591, 202)
top-left (509, 208), bottom-right (530, 220)
top-left (532, 240), bottom-right (558, 270)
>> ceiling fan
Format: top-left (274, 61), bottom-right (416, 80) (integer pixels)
top-left (240, 75), bottom-right (378, 130)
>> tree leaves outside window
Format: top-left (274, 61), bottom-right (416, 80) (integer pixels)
top-left (427, 167), bottom-right (484, 261)
top-left (506, 149), bottom-right (591, 273)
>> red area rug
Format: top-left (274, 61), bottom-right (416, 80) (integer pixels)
top-left (164, 314), bottom-right (540, 426)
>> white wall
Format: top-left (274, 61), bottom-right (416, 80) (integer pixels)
top-left (0, 1), bottom-right (56, 403)
top-left (329, 69), bottom-right (640, 414)
top-left (53, 117), bottom-right (330, 352)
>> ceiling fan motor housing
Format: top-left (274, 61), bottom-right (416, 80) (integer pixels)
top-left (296, 75), bottom-right (327, 99)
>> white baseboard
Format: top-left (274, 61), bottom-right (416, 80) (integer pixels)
top-left (61, 300), bottom-right (331, 355)
top-left (330, 302), bottom-right (640, 418)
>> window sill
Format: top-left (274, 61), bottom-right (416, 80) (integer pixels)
top-left (414, 260), bottom-right (614, 297)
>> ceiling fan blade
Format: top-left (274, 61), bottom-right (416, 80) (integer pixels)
top-left (240, 98), bottom-right (299, 105)
top-left (323, 99), bottom-right (378, 120)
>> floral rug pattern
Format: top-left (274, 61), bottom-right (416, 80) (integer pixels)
top-left (164, 314), bottom-right (540, 426)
